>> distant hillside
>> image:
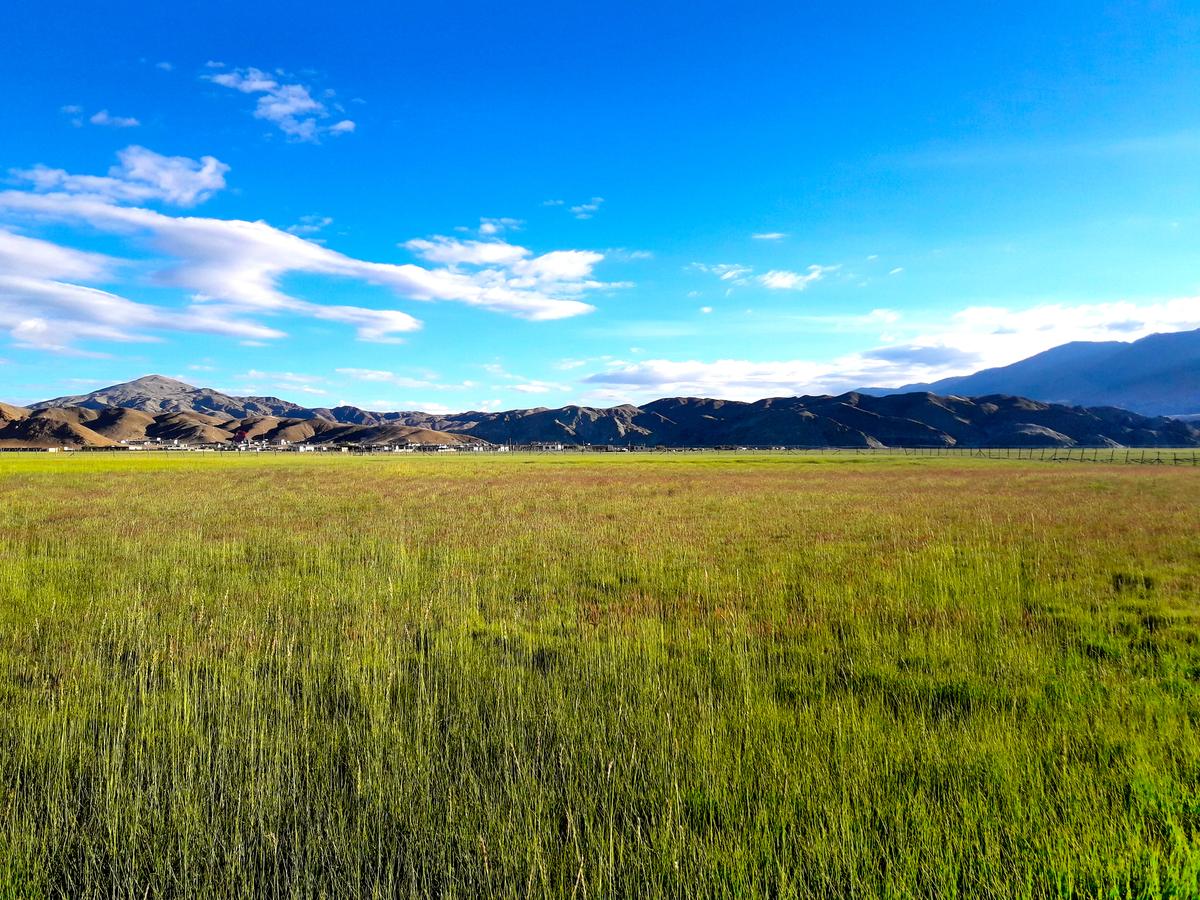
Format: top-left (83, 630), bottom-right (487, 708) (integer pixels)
top-left (404, 392), bottom-right (1198, 449)
top-left (29, 375), bottom-right (317, 420)
top-left (871, 328), bottom-right (1200, 416)
top-left (9, 378), bottom-right (1200, 449)
top-left (0, 403), bottom-right (484, 449)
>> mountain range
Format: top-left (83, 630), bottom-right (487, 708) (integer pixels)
top-left (868, 328), bottom-right (1200, 416)
top-left (0, 399), bottom-right (485, 450)
top-left (5, 374), bottom-right (1199, 449)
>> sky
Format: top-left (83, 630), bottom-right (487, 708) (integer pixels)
top-left (2, 0), bottom-right (1200, 411)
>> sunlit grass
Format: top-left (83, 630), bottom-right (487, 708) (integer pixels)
top-left (1, 453), bottom-right (1198, 897)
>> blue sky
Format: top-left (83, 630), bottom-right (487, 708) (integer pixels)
top-left (3, 1), bottom-right (1200, 410)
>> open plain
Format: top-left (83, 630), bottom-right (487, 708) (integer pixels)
top-left (1, 453), bottom-right (1198, 898)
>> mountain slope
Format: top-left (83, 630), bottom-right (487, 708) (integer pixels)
top-left (0, 401), bottom-right (29, 422)
top-left (0, 414), bottom-right (118, 448)
top-left (876, 329), bottom-right (1200, 416)
top-left (30, 375), bottom-right (318, 420)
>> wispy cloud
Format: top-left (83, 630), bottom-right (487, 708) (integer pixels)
top-left (60, 105), bottom-right (139, 128)
top-left (205, 65), bottom-right (355, 142)
top-left (89, 110), bottom-right (141, 128)
top-left (478, 217), bottom-right (522, 236)
top-left (480, 362), bottom-right (569, 395)
top-left (569, 197), bottom-right (604, 219)
top-left (232, 370), bottom-right (328, 394)
top-left (689, 262), bottom-right (752, 284)
top-left (336, 367), bottom-right (475, 391)
top-left (751, 232), bottom-right (787, 241)
top-left (758, 264), bottom-right (836, 291)
top-left (286, 215), bottom-right (333, 236)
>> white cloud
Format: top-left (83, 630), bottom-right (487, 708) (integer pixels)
top-left (336, 367), bottom-right (396, 382)
top-left (89, 110), bottom-right (141, 128)
top-left (690, 262), bottom-right (752, 284)
top-left (570, 197), bottom-right (604, 219)
top-left (88, 200), bottom-right (586, 322)
top-left (0, 228), bottom-right (112, 281)
top-left (410, 401), bottom-right (455, 414)
top-left (478, 217), bottom-right (522, 236)
top-left (700, 306), bottom-right (713, 314)
top-left (579, 298), bottom-right (1200, 401)
top-left (0, 149), bottom-right (614, 350)
top-left (604, 247), bottom-right (653, 262)
top-left (583, 358), bottom-right (830, 401)
top-left (156, 61), bottom-right (174, 72)
top-left (751, 232), bottom-right (787, 241)
top-left (694, 262), bottom-right (836, 293)
top-left (286, 214), bottom-right (333, 236)
top-left (335, 367), bottom-right (473, 391)
top-left (231, 370), bottom-right (328, 395)
top-left (13, 145), bottom-right (229, 207)
top-left (512, 249), bottom-right (604, 282)
top-left (889, 267), bottom-right (905, 275)
top-left (478, 362), bottom-right (568, 394)
top-left (206, 66), bottom-right (355, 142)
top-left (511, 381), bottom-right (568, 394)
top-left (758, 264), bottom-right (836, 291)
top-left (0, 230), bottom-right (281, 353)
top-left (404, 236), bottom-right (529, 267)
top-left (402, 237), bottom-right (618, 313)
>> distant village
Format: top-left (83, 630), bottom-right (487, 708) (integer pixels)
top-left (1, 436), bottom-right (638, 454)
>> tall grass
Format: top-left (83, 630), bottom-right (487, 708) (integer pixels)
top-left (1, 453), bottom-right (1198, 897)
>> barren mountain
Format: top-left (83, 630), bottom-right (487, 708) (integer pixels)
top-left (29, 375), bottom-right (317, 420)
top-left (9, 375), bottom-right (1200, 449)
top-left (0, 400), bottom-right (491, 450)
top-left (0, 401), bottom-right (29, 422)
top-left (0, 415), bottom-right (117, 449)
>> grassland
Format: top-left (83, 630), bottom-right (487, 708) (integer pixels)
top-left (0, 452), bottom-right (1198, 898)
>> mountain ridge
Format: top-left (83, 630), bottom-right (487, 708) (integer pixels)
top-left (7, 375), bottom-right (1200, 449)
top-left (29, 375), bottom-right (318, 420)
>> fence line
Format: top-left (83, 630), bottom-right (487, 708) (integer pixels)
top-left (779, 446), bottom-right (1200, 465)
top-left (6, 445), bottom-right (1199, 465)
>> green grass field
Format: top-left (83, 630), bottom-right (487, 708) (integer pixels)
top-left (1, 453), bottom-right (1198, 898)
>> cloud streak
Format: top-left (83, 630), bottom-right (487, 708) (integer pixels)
top-left (89, 109), bottom-right (140, 128)
top-left (12, 145), bottom-right (229, 207)
top-left (0, 229), bottom-right (281, 353)
top-left (0, 147), bottom-right (619, 351)
top-left (758, 265), bottom-right (836, 291)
